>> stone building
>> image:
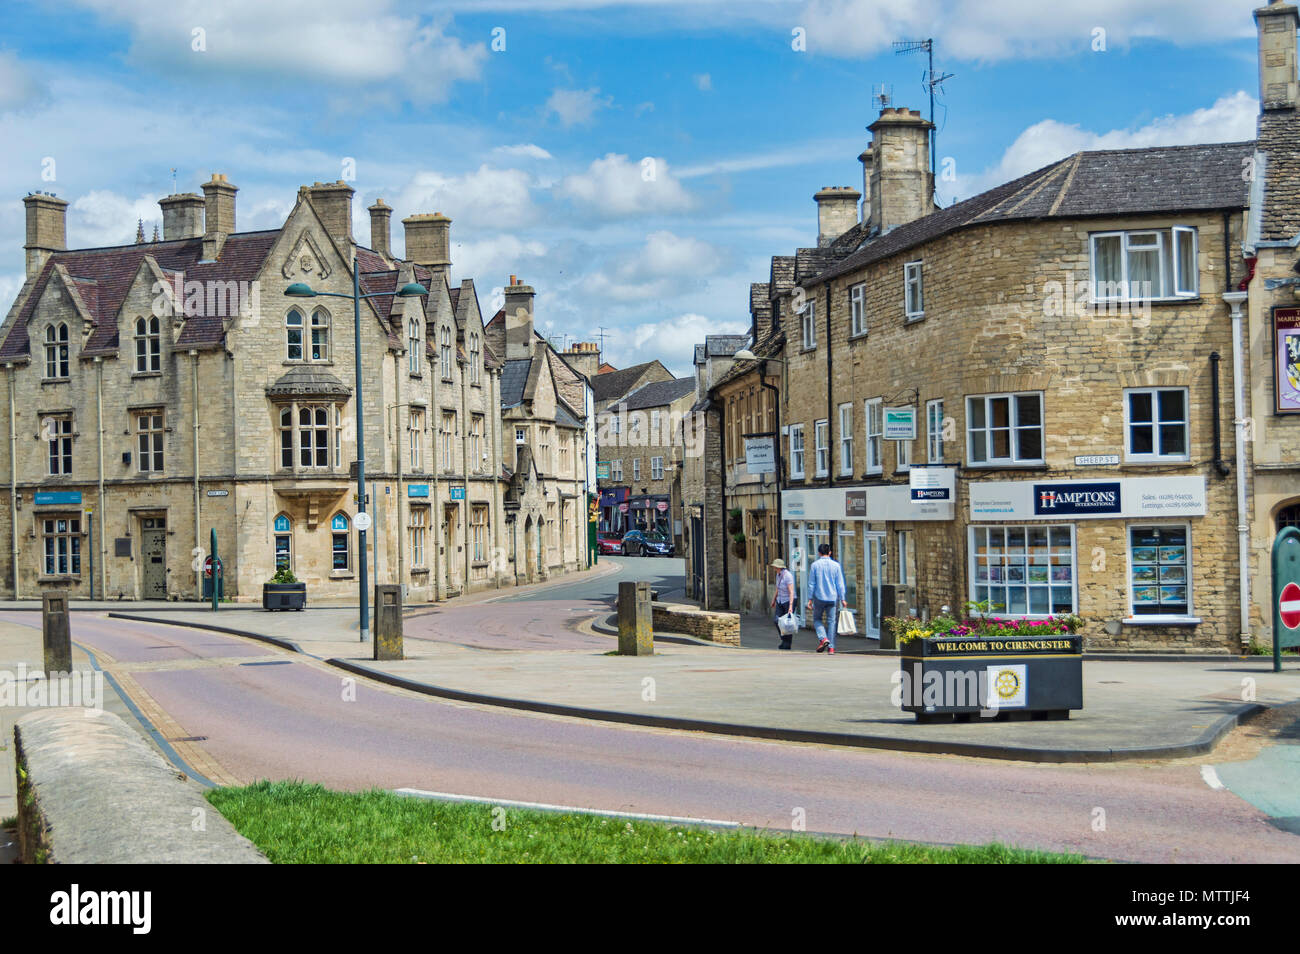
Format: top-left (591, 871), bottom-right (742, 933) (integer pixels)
top-left (2, 176), bottom-right (590, 601)
top-left (590, 359), bottom-right (673, 413)
top-left (485, 281), bottom-right (593, 580)
top-left (594, 376), bottom-right (696, 544)
top-left (736, 5), bottom-right (1300, 652)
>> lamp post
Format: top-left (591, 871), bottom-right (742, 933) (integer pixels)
top-left (286, 267), bottom-right (426, 645)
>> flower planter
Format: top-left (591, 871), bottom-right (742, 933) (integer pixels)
top-left (898, 634), bottom-right (1083, 723)
top-left (262, 582), bottom-right (306, 611)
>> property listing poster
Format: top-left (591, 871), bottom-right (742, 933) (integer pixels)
top-left (1278, 307), bottom-right (1300, 413)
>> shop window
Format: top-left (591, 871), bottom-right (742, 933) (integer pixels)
top-left (970, 525), bottom-right (1075, 616)
top-left (331, 513), bottom-right (351, 571)
top-left (1128, 525), bottom-right (1190, 617)
top-left (42, 515), bottom-right (81, 576)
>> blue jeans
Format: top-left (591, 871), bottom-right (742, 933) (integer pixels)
top-left (811, 599), bottom-right (838, 649)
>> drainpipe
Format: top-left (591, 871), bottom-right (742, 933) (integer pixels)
top-left (95, 357), bottom-right (106, 599)
top-left (191, 351), bottom-right (201, 599)
top-left (1223, 289), bottom-right (1251, 649)
top-left (1209, 353), bottom-right (1230, 477)
top-left (7, 364), bottom-right (17, 599)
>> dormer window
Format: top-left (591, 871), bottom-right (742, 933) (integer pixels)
top-left (134, 316), bottom-right (160, 373)
top-left (44, 323), bottom-right (69, 379)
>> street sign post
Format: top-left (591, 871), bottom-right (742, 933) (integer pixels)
top-left (1273, 527), bottom-right (1300, 673)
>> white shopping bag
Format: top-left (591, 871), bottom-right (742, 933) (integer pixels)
top-left (836, 608), bottom-right (857, 636)
top-left (777, 612), bottom-right (799, 636)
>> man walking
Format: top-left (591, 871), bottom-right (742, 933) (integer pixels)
top-left (769, 558), bottom-right (796, 650)
top-left (806, 543), bottom-right (846, 654)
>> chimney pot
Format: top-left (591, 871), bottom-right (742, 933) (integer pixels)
top-left (1256, 1), bottom-right (1300, 110)
top-left (22, 192), bottom-right (68, 279)
top-left (201, 173), bottom-right (238, 260)
top-left (158, 192), bottom-right (205, 241)
top-left (368, 198), bottom-right (392, 258)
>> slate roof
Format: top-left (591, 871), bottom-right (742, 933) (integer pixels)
top-left (1, 230), bottom-right (279, 360)
top-left (818, 141), bottom-right (1255, 284)
top-left (554, 402), bottom-right (582, 429)
top-left (1257, 112), bottom-right (1300, 243)
top-left (500, 357), bottom-right (532, 408)
top-left (768, 256), bottom-right (795, 300)
top-left (589, 359), bottom-right (669, 403)
top-left (700, 334), bottom-right (748, 357)
top-left (619, 376), bottom-right (696, 411)
top-left (794, 246), bottom-right (839, 283)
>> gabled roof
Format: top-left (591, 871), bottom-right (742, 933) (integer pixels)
top-left (618, 376), bottom-right (696, 411)
top-left (819, 141), bottom-right (1255, 284)
top-left (1, 230), bottom-right (279, 360)
top-left (589, 359), bottom-right (670, 403)
top-left (768, 256), bottom-right (795, 300)
top-left (500, 357), bottom-right (532, 408)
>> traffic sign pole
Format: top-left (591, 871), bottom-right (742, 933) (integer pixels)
top-left (1273, 527), bottom-right (1300, 673)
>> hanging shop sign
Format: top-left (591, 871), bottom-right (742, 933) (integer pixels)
top-left (909, 466), bottom-right (956, 502)
top-left (744, 437), bottom-right (776, 475)
top-left (883, 407), bottom-right (917, 440)
top-left (1274, 306), bottom-right (1300, 413)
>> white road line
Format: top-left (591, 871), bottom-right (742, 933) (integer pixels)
top-left (393, 788), bottom-right (740, 827)
top-left (1200, 765), bottom-right (1226, 791)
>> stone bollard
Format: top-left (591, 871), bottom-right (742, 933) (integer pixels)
top-left (373, 584), bottom-right (404, 661)
top-left (617, 581), bottom-right (653, 655)
top-left (42, 588), bottom-right (72, 673)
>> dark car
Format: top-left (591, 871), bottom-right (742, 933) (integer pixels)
top-left (597, 533), bottom-right (624, 555)
top-left (621, 529), bottom-right (674, 557)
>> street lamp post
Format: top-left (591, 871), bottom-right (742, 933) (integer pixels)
top-left (286, 267), bottom-right (426, 646)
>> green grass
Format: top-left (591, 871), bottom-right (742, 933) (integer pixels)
top-left (207, 781), bottom-right (1085, 864)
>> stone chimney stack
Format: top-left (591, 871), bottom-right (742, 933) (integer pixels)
top-left (368, 198), bottom-right (392, 258)
top-left (23, 192), bottom-right (67, 280)
top-left (201, 173), bottom-right (237, 260)
top-left (504, 276), bottom-right (536, 361)
top-left (158, 192), bottom-right (205, 241)
top-left (562, 341), bottom-right (601, 378)
top-left (402, 212), bottom-right (452, 286)
top-left (858, 146), bottom-right (874, 224)
top-left (814, 186), bottom-right (861, 246)
top-left (867, 107), bottom-right (935, 234)
top-left (306, 180), bottom-right (355, 250)
top-left (1256, 1), bottom-right (1300, 111)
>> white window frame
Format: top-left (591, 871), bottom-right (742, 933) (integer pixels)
top-left (789, 423), bottom-right (806, 479)
top-left (966, 392), bottom-right (1045, 467)
top-left (611, 458), bottom-right (623, 482)
top-left (802, 300), bottom-right (816, 350)
top-left (651, 456), bottom-right (664, 480)
top-left (926, 398), bottom-right (944, 463)
top-left (1125, 523), bottom-right (1195, 621)
top-left (409, 409), bottom-right (424, 471)
top-left (895, 405), bottom-right (915, 473)
top-left (904, 261), bottom-right (924, 319)
top-left (439, 326), bottom-right (452, 380)
top-left (409, 507), bottom-right (427, 567)
top-left (849, 283), bottom-right (866, 337)
top-left (331, 513), bottom-right (351, 572)
top-left (632, 457), bottom-right (641, 481)
top-left (1090, 227), bottom-right (1199, 302)
top-left (865, 398), bottom-right (883, 475)
top-left (838, 403), bottom-right (853, 476)
top-left (408, 318), bottom-right (421, 374)
top-left (814, 419), bottom-right (829, 477)
top-left (968, 524), bottom-right (1078, 618)
top-left (1123, 387), bottom-right (1189, 462)
top-left (441, 412), bottom-right (455, 472)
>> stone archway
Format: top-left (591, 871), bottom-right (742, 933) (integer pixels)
top-left (1276, 499), bottom-right (1300, 533)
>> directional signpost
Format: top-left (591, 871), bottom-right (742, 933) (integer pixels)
top-left (1274, 527), bottom-right (1300, 673)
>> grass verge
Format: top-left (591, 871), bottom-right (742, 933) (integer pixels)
top-left (207, 781), bottom-right (1086, 864)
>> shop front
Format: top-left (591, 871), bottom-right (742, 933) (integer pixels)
top-left (626, 494), bottom-right (671, 534)
top-left (599, 488), bottom-right (628, 534)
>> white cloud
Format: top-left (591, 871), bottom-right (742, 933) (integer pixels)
top-left (451, 235), bottom-right (548, 286)
top-left (545, 87), bottom-right (613, 127)
top-left (947, 91), bottom-right (1259, 203)
top-left (492, 144), bottom-right (553, 160)
top-left (557, 154), bottom-right (694, 218)
top-left (0, 51), bottom-right (47, 112)
top-left (678, 139), bottom-right (861, 178)
top-left (69, 190), bottom-right (166, 248)
top-left (586, 231), bottom-right (726, 301)
top-left (66, 0), bottom-right (486, 101)
top-left (694, 73), bottom-right (712, 92)
top-left (391, 165), bottom-right (539, 233)
top-left (801, 0), bottom-right (1258, 60)
top-left (614, 312), bottom-right (748, 372)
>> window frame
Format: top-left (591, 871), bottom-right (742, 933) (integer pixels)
top-left (1123, 387), bottom-right (1189, 463)
top-left (409, 408), bottom-right (424, 471)
top-left (926, 398), bottom-right (945, 464)
top-left (47, 415), bottom-right (73, 476)
top-left (134, 316), bottom-right (161, 373)
top-left (801, 300), bottom-right (816, 350)
top-left (1125, 523), bottom-right (1194, 620)
top-left (904, 261), bottom-right (924, 319)
top-left (865, 398), bottom-right (883, 475)
top-left (331, 513), bottom-right (351, 572)
top-left (44, 323), bottom-right (69, 379)
top-left (814, 419), bottom-right (829, 477)
top-left (408, 317), bottom-right (421, 374)
top-left (789, 423), bottom-right (806, 479)
top-left (1090, 227), bottom-right (1199, 302)
top-left (41, 514), bottom-right (82, 576)
top-left (968, 523), bottom-right (1078, 619)
top-left (849, 283), bottom-right (866, 337)
top-left (651, 455), bottom-right (664, 481)
top-left (136, 410), bottom-right (164, 474)
top-left (838, 402), bottom-right (853, 476)
top-left (966, 392), bottom-right (1045, 467)
top-left (439, 325), bottom-right (453, 380)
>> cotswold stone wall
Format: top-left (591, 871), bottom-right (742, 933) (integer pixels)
top-left (652, 601), bottom-right (740, 645)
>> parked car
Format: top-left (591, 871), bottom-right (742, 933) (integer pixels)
top-left (621, 529), bottom-right (674, 557)
top-left (597, 533), bottom-right (625, 555)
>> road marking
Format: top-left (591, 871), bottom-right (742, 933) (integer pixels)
top-left (394, 788), bottom-right (739, 828)
top-left (1200, 765), bottom-right (1225, 790)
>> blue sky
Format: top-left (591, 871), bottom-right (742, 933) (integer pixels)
top-left (0, 0), bottom-right (1268, 374)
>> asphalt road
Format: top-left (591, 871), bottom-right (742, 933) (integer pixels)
top-left (12, 607), bottom-right (1298, 863)
top-left (505, 555), bottom-right (686, 603)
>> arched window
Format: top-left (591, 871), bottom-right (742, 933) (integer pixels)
top-left (44, 323), bottom-right (69, 379)
top-left (330, 513), bottom-right (351, 571)
top-left (286, 309), bottom-right (304, 361)
top-left (1279, 502), bottom-right (1300, 532)
top-left (273, 513), bottom-right (293, 571)
top-left (134, 316), bottom-right (160, 373)
top-left (439, 326), bottom-right (452, 379)
top-left (408, 317), bottom-right (421, 374)
top-left (469, 332), bottom-right (481, 385)
top-left (310, 309), bottom-right (330, 361)
top-left (279, 407), bottom-right (293, 468)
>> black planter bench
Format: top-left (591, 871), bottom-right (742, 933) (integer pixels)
top-left (262, 582), bottom-right (306, 611)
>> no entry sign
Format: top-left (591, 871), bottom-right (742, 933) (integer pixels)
top-left (1281, 581), bottom-right (1300, 630)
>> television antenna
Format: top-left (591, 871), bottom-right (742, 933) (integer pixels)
top-left (892, 38), bottom-right (955, 188)
top-left (871, 83), bottom-right (893, 111)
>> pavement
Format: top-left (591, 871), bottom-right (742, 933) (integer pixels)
top-left (95, 573), bottom-right (1300, 763)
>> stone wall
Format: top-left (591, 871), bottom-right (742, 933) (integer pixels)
top-left (652, 601), bottom-right (740, 645)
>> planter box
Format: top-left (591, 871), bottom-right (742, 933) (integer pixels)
top-left (899, 634), bottom-right (1082, 723)
top-left (262, 582), bottom-right (306, 611)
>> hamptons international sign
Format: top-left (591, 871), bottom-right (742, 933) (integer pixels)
top-left (970, 476), bottom-right (1206, 521)
top-left (909, 466), bottom-right (955, 502)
